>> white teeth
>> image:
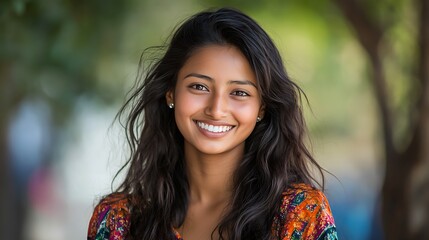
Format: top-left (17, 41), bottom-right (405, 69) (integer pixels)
top-left (197, 121), bottom-right (233, 133)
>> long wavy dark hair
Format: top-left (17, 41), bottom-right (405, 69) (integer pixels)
top-left (113, 7), bottom-right (325, 240)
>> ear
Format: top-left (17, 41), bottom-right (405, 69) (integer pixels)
top-left (166, 90), bottom-right (174, 105)
top-left (258, 104), bottom-right (265, 119)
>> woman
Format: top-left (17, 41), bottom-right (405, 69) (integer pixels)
top-left (87, 7), bottom-right (337, 240)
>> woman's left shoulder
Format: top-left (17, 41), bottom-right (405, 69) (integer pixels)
top-left (272, 183), bottom-right (338, 240)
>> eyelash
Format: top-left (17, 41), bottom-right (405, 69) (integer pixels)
top-left (189, 84), bottom-right (250, 97)
top-left (190, 84), bottom-right (208, 91)
top-left (231, 90), bottom-right (250, 97)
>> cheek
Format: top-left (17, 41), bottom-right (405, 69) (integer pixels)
top-left (175, 91), bottom-right (205, 113)
top-left (173, 90), bottom-right (205, 128)
top-left (231, 101), bottom-right (260, 123)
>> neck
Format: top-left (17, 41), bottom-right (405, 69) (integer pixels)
top-left (184, 144), bottom-right (243, 205)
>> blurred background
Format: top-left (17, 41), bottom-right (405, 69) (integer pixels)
top-left (1, 0), bottom-right (428, 239)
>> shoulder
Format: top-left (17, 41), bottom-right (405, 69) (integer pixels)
top-left (272, 183), bottom-right (338, 240)
top-left (87, 193), bottom-right (131, 240)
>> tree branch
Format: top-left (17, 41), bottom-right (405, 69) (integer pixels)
top-left (332, 0), bottom-right (383, 56)
top-left (332, 0), bottom-right (395, 159)
top-left (405, 0), bottom-right (429, 164)
top-left (418, 0), bottom-right (429, 108)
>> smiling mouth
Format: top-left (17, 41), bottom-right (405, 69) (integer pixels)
top-left (195, 121), bottom-right (234, 133)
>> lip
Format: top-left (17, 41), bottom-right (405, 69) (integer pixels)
top-left (194, 120), bottom-right (235, 137)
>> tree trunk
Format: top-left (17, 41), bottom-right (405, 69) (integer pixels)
top-left (332, 0), bottom-right (429, 238)
top-left (0, 62), bottom-right (19, 240)
top-left (0, 58), bottom-right (25, 240)
top-left (409, 0), bottom-right (429, 238)
top-left (0, 119), bottom-right (16, 240)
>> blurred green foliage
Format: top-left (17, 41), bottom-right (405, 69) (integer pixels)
top-left (1, 0), bottom-right (133, 124)
top-left (1, 0), bottom-right (418, 157)
top-left (0, 0), bottom-right (416, 133)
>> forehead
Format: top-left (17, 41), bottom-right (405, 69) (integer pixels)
top-left (178, 44), bottom-right (257, 84)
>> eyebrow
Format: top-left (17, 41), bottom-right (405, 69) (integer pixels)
top-left (185, 73), bottom-right (213, 81)
top-left (184, 73), bottom-right (257, 88)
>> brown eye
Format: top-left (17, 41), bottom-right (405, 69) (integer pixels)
top-left (190, 84), bottom-right (208, 91)
top-left (231, 90), bottom-right (250, 97)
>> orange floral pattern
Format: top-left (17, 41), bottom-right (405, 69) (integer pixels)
top-left (87, 194), bottom-right (130, 240)
top-left (271, 184), bottom-right (337, 239)
top-left (87, 184), bottom-right (337, 240)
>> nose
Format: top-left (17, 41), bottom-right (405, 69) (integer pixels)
top-left (204, 92), bottom-right (228, 119)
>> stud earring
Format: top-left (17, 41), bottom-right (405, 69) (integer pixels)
top-left (168, 103), bottom-right (174, 109)
top-left (256, 116), bottom-right (261, 122)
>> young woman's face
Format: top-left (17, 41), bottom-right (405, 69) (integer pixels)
top-left (166, 44), bottom-right (263, 157)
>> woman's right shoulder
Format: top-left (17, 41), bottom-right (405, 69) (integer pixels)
top-left (87, 193), bottom-right (131, 240)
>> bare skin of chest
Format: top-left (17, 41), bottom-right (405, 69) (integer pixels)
top-left (178, 200), bottom-right (228, 240)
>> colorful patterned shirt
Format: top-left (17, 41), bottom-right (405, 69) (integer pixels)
top-left (87, 183), bottom-right (337, 240)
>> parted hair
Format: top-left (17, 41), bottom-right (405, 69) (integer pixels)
top-left (113, 7), bottom-right (324, 240)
